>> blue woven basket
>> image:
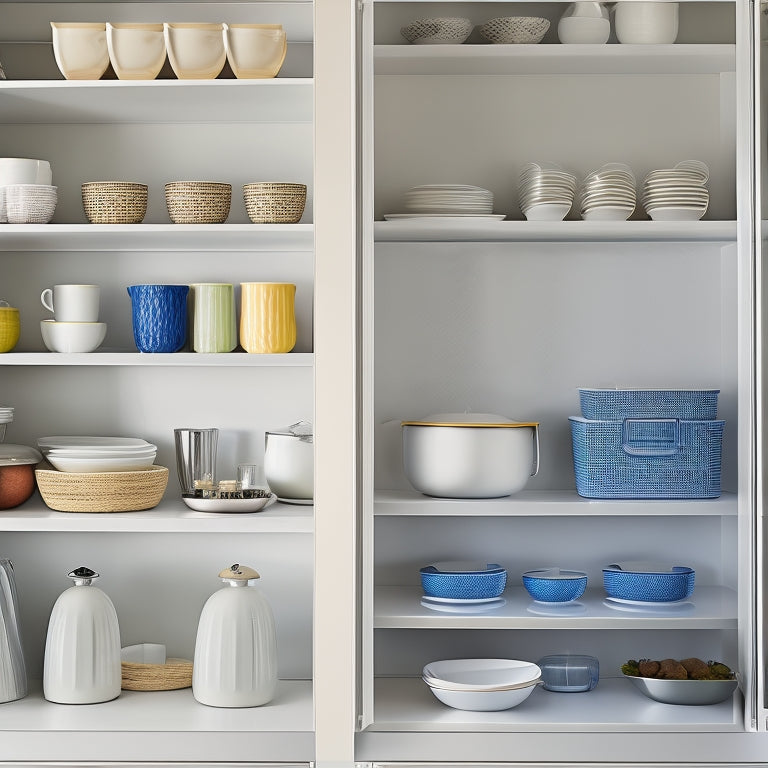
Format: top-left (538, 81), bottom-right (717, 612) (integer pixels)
top-left (569, 416), bottom-right (724, 499)
top-left (603, 564), bottom-right (695, 602)
top-left (522, 569), bottom-right (587, 602)
top-left (420, 564), bottom-right (507, 599)
top-left (578, 389), bottom-right (719, 421)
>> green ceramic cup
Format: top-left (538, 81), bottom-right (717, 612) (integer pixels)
top-left (190, 283), bottom-right (237, 353)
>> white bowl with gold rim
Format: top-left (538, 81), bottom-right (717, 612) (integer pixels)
top-left (164, 22), bottom-right (226, 80)
top-left (401, 413), bottom-right (540, 498)
top-left (51, 22), bottom-right (109, 80)
top-left (224, 23), bottom-right (287, 79)
top-left (106, 23), bottom-right (166, 80)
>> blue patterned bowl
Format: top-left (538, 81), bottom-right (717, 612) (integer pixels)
top-left (522, 568), bottom-right (587, 603)
top-left (602, 562), bottom-right (695, 602)
top-left (128, 284), bottom-right (189, 353)
top-left (420, 562), bottom-right (507, 600)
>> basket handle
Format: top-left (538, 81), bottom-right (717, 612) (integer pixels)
top-left (621, 418), bottom-right (680, 457)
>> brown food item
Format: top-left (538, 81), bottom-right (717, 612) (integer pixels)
top-left (681, 657), bottom-right (710, 680)
top-left (0, 465), bottom-right (36, 509)
top-left (658, 658), bottom-right (688, 679)
top-left (637, 659), bottom-right (661, 678)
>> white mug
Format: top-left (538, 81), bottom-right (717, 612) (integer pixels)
top-left (41, 284), bottom-right (100, 322)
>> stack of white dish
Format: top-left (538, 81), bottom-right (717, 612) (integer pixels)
top-left (519, 163), bottom-right (577, 221)
top-left (422, 658), bottom-right (542, 711)
top-left (38, 436), bottom-right (157, 473)
top-left (579, 163), bottom-right (636, 221)
top-left (641, 160), bottom-right (709, 221)
top-left (393, 184), bottom-right (497, 219)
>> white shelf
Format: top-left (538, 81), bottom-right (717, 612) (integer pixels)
top-left (374, 219), bottom-right (737, 243)
top-left (0, 680), bottom-right (313, 762)
top-left (374, 44), bottom-right (736, 76)
top-left (374, 586), bottom-right (737, 629)
top-left (0, 79), bottom-right (314, 124)
top-left (374, 490), bottom-right (738, 516)
top-left (0, 351), bottom-right (314, 366)
top-left (0, 495), bottom-right (313, 532)
top-left (367, 677), bottom-right (743, 732)
top-left (0, 223), bottom-right (314, 251)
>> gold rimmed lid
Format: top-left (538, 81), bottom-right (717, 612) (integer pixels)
top-left (402, 412), bottom-right (538, 428)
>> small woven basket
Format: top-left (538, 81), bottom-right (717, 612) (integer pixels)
top-left (5, 184), bottom-right (57, 224)
top-left (35, 466), bottom-right (169, 512)
top-left (243, 182), bottom-right (307, 224)
top-left (165, 181), bottom-right (231, 224)
top-left (121, 658), bottom-right (193, 691)
top-left (82, 182), bottom-right (148, 224)
top-left (478, 16), bottom-right (550, 44)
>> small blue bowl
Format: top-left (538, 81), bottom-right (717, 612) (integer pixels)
top-left (602, 562), bottom-right (694, 602)
top-left (420, 562), bottom-right (507, 600)
top-left (522, 568), bottom-right (588, 603)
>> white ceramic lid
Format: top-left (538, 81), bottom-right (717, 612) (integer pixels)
top-left (0, 444), bottom-right (42, 465)
top-left (402, 413), bottom-right (538, 428)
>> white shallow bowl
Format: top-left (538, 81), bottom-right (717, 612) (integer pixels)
top-left (40, 319), bottom-right (106, 353)
top-left (582, 206), bottom-right (634, 221)
top-left (164, 22), bottom-right (226, 79)
top-left (646, 206), bottom-right (706, 221)
top-left (624, 674), bottom-right (738, 705)
top-left (51, 22), bottom-right (109, 80)
top-left (426, 678), bottom-right (539, 711)
top-left (181, 493), bottom-right (277, 513)
top-left (38, 436), bottom-right (154, 451)
top-left (523, 202), bottom-right (571, 221)
top-left (107, 23), bottom-right (166, 80)
top-left (423, 658), bottom-right (542, 690)
top-left (46, 454), bottom-right (156, 472)
top-left (224, 24), bottom-right (287, 79)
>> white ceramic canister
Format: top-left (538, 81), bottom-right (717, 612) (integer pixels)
top-left (192, 564), bottom-right (277, 707)
top-left (43, 566), bottom-right (121, 704)
top-left (264, 421), bottom-right (313, 501)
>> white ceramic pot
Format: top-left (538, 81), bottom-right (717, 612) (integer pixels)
top-left (193, 564), bottom-right (277, 708)
top-left (401, 413), bottom-right (540, 499)
top-left (264, 421), bottom-right (313, 500)
top-left (43, 567), bottom-right (121, 704)
top-left (0, 158), bottom-right (52, 186)
top-left (106, 23), bottom-right (166, 80)
top-left (614, 2), bottom-right (679, 44)
top-left (50, 22), bottom-right (110, 80)
top-left (558, 4), bottom-right (610, 44)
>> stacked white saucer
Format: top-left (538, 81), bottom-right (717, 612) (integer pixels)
top-left (401, 184), bottom-right (495, 216)
top-left (519, 163), bottom-right (577, 221)
top-left (579, 163), bottom-right (636, 221)
top-left (38, 435), bottom-right (157, 473)
top-left (641, 160), bottom-right (709, 221)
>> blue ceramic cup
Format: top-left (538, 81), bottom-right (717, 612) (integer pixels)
top-left (127, 284), bottom-right (189, 353)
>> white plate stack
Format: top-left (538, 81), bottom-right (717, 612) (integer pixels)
top-left (641, 160), bottom-right (709, 221)
top-left (386, 184), bottom-right (500, 220)
top-left (37, 435), bottom-right (157, 473)
top-left (579, 163), bottom-right (636, 221)
top-left (519, 163), bottom-right (577, 221)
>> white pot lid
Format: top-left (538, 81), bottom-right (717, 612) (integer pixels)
top-left (402, 413), bottom-right (538, 428)
top-left (0, 444), bottom-right (42, 465)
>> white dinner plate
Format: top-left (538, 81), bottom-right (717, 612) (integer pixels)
top-left (181, 493), bottom-right (277, 513)
top-left (38, 436), bottom-right (154, 451)
top-left (383, 214), bottom-right (506, 221)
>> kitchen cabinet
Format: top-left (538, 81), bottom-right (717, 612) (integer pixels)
top-left (358, 0), bottom-right (766, 763)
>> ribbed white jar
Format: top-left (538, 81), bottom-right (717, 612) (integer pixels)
top-left (193, 564), bottom-right (277, 708)
top-left (43, 567), bottom-right (121, 704)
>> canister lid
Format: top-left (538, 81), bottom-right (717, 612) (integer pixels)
top-left (402, 413), bottom-right (538, 428)
top-left (0, 444), bottom-right (42, 466)
top-left (219, 563), bottom-right (260, 581)
top-left (266, 420), bottom-right (313, 442)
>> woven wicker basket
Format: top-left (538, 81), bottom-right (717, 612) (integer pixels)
top-left (243, 182), bottom-right (307, 224)
top-left (165, 181), bottom-right (231, 224)
top-left (35, 466), bottom-right (169, 512)
top-left (121, 658), bottom-right (193, 691)
top-left (82, 182), bottom-right (148, 224)
top-left (5, 184), bottom-right (57, 224)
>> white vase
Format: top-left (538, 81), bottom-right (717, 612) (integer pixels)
top-left (193, 564), bottom-right (277, 707)
top-left (43, 566), bottom-right (121, 704)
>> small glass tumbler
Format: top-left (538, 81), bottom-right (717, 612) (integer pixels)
top-left (174, 427), bottom-right (219, 495)
top-left (237, 463), bottom-right (265, 490)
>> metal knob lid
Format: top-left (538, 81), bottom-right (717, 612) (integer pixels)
top-left (68, 566), bottom-right (98, 586)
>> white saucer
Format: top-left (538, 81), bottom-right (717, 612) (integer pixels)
top-left (277, 496), bottom-right (314, 505)
top-left (422, 594), bottom-right (504, 604)
top-left (603, 597), bottom-right (695, 613)
top-left (421, 597), bottom-right (506, 613)
top-left (182, 493), bottom-right (277, 513)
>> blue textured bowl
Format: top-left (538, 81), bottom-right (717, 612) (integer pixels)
top-left (420, 562), bottom-right (507, 600)
top-left (522, 568), bottom-right (587, 603)
top-left (602, 562), bottom-right (695, 602)
top-left (128, 284), bottom-right (189, 353)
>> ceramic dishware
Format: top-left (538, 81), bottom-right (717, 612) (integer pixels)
top-left (174, 427), bottom-right (219, 494)
top-left (223, 24), bottom-right (287, 79)
top-left (40, 320), bottom-right (106, 353)
top-left (264, 421), bottom-right (313, 501)
top-left (127, 284), bottom-right (189, 353)
top-left (0, 559), bottom-right (27, 704)
top-left (0, 158), bottom-right (52, 186)
top-left (614, 2), bottom-right (679, 44)
top-left (190, 283), bottom-right (237, 353)
top-left (4, 185), bottom-right (57, 224)
top-left (521, 568), bottom-right (588, 603)
top-left (0, 302), bottom-right (20, 353)
top-left (400, 18), bottom-right (473, 45)
top-left (106, 23), bottom-right (166, 80)
top-left (41, 284), bottom-right (100, 322)
top-left (624, 673), bottom-right (738, 705)
top-left (50, 22), bottom-right (110, 80)
top-left (477, 17), bottom-right (550, 44)
top-left (239, 282), bottom-right (297, 354)
top-left (557, 3), bottom-right (610, 44)
top-left (164, 22), bottom-right (226, 79)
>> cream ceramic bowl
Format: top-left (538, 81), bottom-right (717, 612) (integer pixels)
top-left (106, 23), bottom-right (166, 80)
top-left (51, 22), bottom-right (109, 80)
top-left (40, 320), bottom-right (106, 353)
top-left (614, 2), bottom-right (679, 44)
top-left (164, 22), bottom-right (226, 80)
top-left (402, 413), bottom-right (540, 498)
top-left (0, 158), bottom-right (52, 186)
top-left (224, 24), bottom-right (287, 79)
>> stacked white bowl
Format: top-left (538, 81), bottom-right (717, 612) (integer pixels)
top-left (579, 163), bottom-right (636, 221)
top-left (422, 658), bottom-right (541, 711)
top-left (37, 436), bottom-right (157, 473)
top-left (641, 160), bottom-right (709, 221)
top-left (401, 184), bottom-right (495, 216)
top-left (519, 163), bottom-right (577, 221)
top-left (0, 158), bottom-right (56, 224)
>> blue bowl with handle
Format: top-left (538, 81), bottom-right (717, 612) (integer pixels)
top-left (522, 568), bottom-right (587, 603)
top-left (420, 561), bottom-right (507, 600)
top-left (602, 562), bottom-right (695, 602)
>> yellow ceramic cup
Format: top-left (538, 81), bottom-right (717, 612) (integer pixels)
top-left (0, 304), bottom-right (20, 353)
top-left (239, 282), bottom-right (296, 354)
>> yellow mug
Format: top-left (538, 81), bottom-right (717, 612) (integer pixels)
top-left (0, 302), bottom-right (20, 353)
top-left (239, 282), bottom-right (296, 354)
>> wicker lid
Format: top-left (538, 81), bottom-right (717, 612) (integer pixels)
top-left (219, 563), bottom-right (260, 582)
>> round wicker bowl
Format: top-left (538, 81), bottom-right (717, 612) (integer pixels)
top-left (35, 465), bottom-right (169, 513)
top-left (82, 181), bottom-right (148, 224)
top-left (121, 658), bottom-right (193, 691)
top-left (165, 181), bottom-right (231, 224)
top-left (478, 16), bottom-right (550, 44)
top-left (243, 182), bottom-right (307, 224)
